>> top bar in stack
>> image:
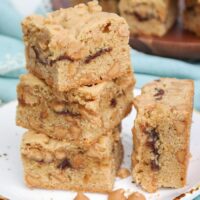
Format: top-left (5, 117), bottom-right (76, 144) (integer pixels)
top-left (22, 1), bottom-right (131, 92)
top-left (119, 0), bottom-right (177, 36)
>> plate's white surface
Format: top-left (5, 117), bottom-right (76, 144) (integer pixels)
top-left (0, 90), bottom-right (200, 200)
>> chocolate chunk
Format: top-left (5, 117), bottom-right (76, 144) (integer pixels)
top-left (84, 47), bottom-right (112, 64)
top-left (33, 45), bottom-right (112, 65)
top-left (149, 129), bottom-right (159, 142)
top-left (110, 98), bottom-right (117, 107)
top-left (145, 128), bottom-right (160, 171)
top-left (86, 83), bottom-right (97, 87)
top-left (154, 88), bottom-right (165, 100)
top-left (57, 158), bottom-right (72, 170)
top-left (134, 12), bottom-right (154, 22)
top-left (54, 110), bottom-right (81, 117)
top-left (33, 46), bottom-right (75, 66)
top-left (50, 54), bottom-right (75, 65)
top-left (146, 141), bottom-right (156, 152)
top-left (102, 22), bottom-right (111, 33)
top-left (32, 46), bottom-right (49, 65)
top-left (146, 129), bottom-right (159, 155)
top-left (154, 88), bottom-right (165, 97)
top-left (124, 10), bottom-right (157, 22)
top-left (151, 160), bottom-right (160, 171)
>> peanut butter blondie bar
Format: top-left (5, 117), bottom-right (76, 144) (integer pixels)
top-left (184, 0), bottom-right (200, 36)
top-left (22, 1), bottom-right (131, 91)
top-left (21, 127), bottom-right (123, 193)
top-left (119, 0), bottom-right (177, 36)
top-left (16, 72), bottom-right (134, 147)
top-left (132, 78), bottom-right (194, 192)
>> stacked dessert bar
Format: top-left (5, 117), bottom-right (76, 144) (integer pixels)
top-left (16, 1), bottom-right (135, 193)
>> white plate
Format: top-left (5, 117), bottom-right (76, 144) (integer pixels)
top-left (0, 90), bottom-right (200, 200)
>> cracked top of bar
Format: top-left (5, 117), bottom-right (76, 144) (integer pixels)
top-left (134, 78), bottom-right (194, 113)
top-left (22, 1), bottom-right (129, 62)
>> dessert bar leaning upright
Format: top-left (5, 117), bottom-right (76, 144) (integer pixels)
top-left (184, 0), bottom-right (200, 36)
top-left (119, 0), bottom-right (177, 36)
top-left (132, 78), bottom-right (194, 192)
top-left (22, 1), bottom-right (131, 91)
top-left (21, 126), bottom-right (123, 193)
top-left (16, 72), bottom-right (134, 147)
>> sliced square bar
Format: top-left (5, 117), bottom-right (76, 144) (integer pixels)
top-left (119, 0), bottom-right (177, 36)
top-left (16, 72), bottom-right (134, 148)
top-left (132, 78), bottom-right (194, 192)
top-left (22, 1), bottom-right (131, 91)
top-left (184, 0), bottom-right (200, 36)
top-left (21, 127), bottom-right (123, 193)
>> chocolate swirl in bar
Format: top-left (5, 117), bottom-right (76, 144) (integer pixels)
top-left (33, 46), bottom-right (112, 66)
top-left (57, 158), bottom-right (72, 170)
top-left (124, 10), bottom-right (160, 22)
top-left (84, 47), bottom-right (112, 64)
top-left (154, 88), bottom-right (165, 100)
top-left (145, 128), bottom-right (160, 171)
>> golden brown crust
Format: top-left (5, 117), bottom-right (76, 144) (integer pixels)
top-left (22, 1), bottom-right (132, 91)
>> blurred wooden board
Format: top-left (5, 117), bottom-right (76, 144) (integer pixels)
top-left (130, 22), bottom-right (200, 60)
